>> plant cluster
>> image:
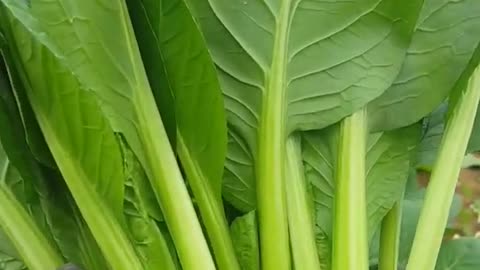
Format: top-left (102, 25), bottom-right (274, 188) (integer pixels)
top-left (0, 0), bottom-right (480, 270)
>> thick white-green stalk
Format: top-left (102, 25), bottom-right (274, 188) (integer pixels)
top-left (332, 109), bottom-right (369, 270)
top-left (34, 117), bottom-right (145, 270)
top-left (256, 0), bottom-right (291, 268)
top-left (120, 3), bottom-right (216, 269)
top-left (0, 184), bottom-right (63, 270)
top-left (177, 135), bottom-right (239, 270)
top-left (406, 66), bottom-right (480, 270)
top-left (135, 91), bottom-right (216, 270)
top-left (286, 134), bottom-right (322, 270)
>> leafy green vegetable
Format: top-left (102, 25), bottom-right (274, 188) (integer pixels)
top-left (0, 8), bottom-right (143, 268)
top-left (1, 1), bottom-right (480, 270)
top-left (188, 1), bottom-right (423, 268)
top-left (0, 0), bottom-right (216, 268)
top-left (126, 0), bottom-right (236, 268)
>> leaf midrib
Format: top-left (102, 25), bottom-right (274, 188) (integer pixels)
top-left (261, 0), bottom-right (292, 133)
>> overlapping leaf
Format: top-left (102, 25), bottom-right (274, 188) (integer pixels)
top-left (0, 48), bottom-right (108, 269)
top-left (369, 0), bottom-right (480, 131)
top-left (126, 0), bottom-right (227, 197)
top-left (0, 7), bottom-right (144, 269)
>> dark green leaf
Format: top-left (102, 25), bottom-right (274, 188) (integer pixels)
top-left (369, 0), bottom-right (480, 131)
top-left (124, 0), bottom-right (176, 145)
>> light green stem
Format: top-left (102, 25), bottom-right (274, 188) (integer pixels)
top-left (37, 118), bottom-right (144, 270)
top-left (379, 199), bottom-right (403, 270)
top-left (333, 108), bottom-right (369, 270)
top-left (0, 185), bottom-right (63, 270)
top-left (119, 2), bottom-right (216, 269)
top-left (286, 133), bottom-right (322, 270)
top-left (406, 66), bottom-right (480, 270)
top-left (136, 97), bottom-right (216, 270)
top-left (178, 134), bottom-right (240, 270)
top-left (256, 0), bottom-right (291, 267)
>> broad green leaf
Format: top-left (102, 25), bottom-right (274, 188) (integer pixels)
top-left (435, 238), bottom-right (480, 270)
top-left (369, 0), bottom-right (480, 131)
top-left (119, 138), bottom-right (176, 270)
top-left (126, 1), bottom-right (235, 268)
top-left (0, 1), bottom-right (215, 267)
top-left (230, 211), bottom-right (259, 270)
top-left (124, 0), bottom-right (176, 145)
top-left (189, 0), bottom-right (422, 140)
top-left (190, 0), bottom-right (424, 206)
top-left (0, 9), bottom-right (143, 269)
top-left (189, 2), bottom-right (422, 267)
